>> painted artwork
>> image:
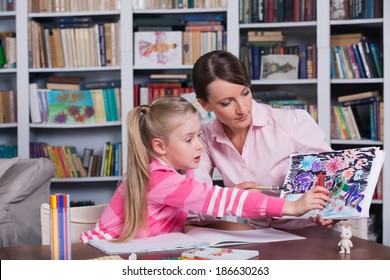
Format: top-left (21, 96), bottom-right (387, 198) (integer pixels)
top-left (260, 55), bottom-right (299, 80)
top-left (280, 147), bottom-right (385, 219)
top-left (47, 90), bottom-right (95, 124)
top-left (134, 31), bottom-right (182, 66)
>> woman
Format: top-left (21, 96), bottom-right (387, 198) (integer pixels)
top-left (191, 50), bottom-right (334, 228)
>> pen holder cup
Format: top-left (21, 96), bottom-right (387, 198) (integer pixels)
top-left (50, 194), bottom-right (72, 260)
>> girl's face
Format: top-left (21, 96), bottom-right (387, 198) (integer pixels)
top-left (198, 79), bottom-right (253, 132)
top-left (157, 113), bottom-right (203, 171)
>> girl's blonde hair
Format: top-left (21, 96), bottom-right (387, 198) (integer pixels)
top-left (117, 96), bottom-right (199, 242)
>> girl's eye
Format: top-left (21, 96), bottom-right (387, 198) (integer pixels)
top-left (186, 138), bottom-right (192, 143)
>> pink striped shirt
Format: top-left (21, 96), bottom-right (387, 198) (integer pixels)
top-left (80, 158), bottom-right (285, 242)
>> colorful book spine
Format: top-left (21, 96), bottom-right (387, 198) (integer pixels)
top-left (50, 194), bottom-right (71, 260)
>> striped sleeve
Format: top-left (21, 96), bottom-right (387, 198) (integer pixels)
top-left (148, 168), bottom-right (285, 219)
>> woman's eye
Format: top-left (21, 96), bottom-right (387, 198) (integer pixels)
top-left (220, 101), bottom-right (231, 107)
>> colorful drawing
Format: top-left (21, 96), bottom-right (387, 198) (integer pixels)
top-left (47, 90), bottom-right (95, 124)
top-left (280, 147), bottom-right (385, 219)
top-left (134, 31), bottom-right (182, 66)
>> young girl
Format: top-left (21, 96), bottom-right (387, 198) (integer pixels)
top-left (80, 97), bottom-right (331, 243)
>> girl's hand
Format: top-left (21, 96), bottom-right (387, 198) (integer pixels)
top-left (282, 186), bottom-right (332, 217)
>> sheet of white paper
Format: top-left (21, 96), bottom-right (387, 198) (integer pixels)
top-left (88, 227), bottom-right (305, 254)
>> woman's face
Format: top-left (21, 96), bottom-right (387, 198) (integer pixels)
top-left (198, 79), bottom-right (253, 132)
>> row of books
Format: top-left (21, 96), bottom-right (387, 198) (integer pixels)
top-left (330, 0), bottom-right (382, 20)
top-left (253, 94), bottom-right (318, 122)
top-left (28, 0), bottom-right (120, 13)
top-left (0, 144), bottom-right (17, 158)
top-left (330, 35), bottom-right (383, 79)
top-left (0, 0), bottom-right (14, 11)
top-left (239, 0), bottom-right (317, 24)
top-left (29, 84), bottom-right (121, 124)
top-left (331, 101), bottom-right (383, 141)
top-left (0, 32), bottom-right (16, 69)
top-left (0, 90), bottom-right (17, 124)
top-left (29, 19), bottom-right (121, 68)
top-left (133, 74), bottom-right (193, 106)
top-left (240, 44), bottom-right (316, 80)
top-left (30, 142), bottom-right (122, 178)
top-left (133, 0), bottom-right (227, 9)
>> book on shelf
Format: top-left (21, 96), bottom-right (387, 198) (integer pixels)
top-left (47, 75), bottom-right (85, 84)
top-left (338, 91), bottom-right (379, 103)
top-left (149, 74), bottom-right (188, 80)
top-left (0, 90), bottom-right (17, 124)
top-left (79, 79), bottom-right (121, 90)
top-left (134, 31), bottom-right (182, 66)
top-left (82, 148), bottom-right (94, 169)
top-left (88, 227), bottom-right (305, 254)
top-left (330, 33), bottom-right (363, 47)
top-left (46, 82), bottom-right (80, 90)
top-left (340, 95), bottom-right (382, 106)
top-left (0, 145), bottom-right (17, 158)
top-left (280, 147), bottom-right (385, 219)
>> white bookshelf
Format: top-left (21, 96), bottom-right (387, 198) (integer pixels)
top-left (7, 0), bottom-right (390, 245)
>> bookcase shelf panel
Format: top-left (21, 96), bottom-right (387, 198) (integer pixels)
top-left (0, 12), bottom-right (16, 17)
top-left (51, 176), bottom-right (121, 183)
top-left (331, 78), bottom-right (383, 84)
top-left (330, 18), bottom-right (383, 26)
top-left (29, 67), bottom-right (121, 73)
top-left (28, 11), bottom-right (121, 18)
top-left (331, 139), bottom-right (384, 145)
top-left (30, 121), bottom-right (121, 129)
top-left (252, 80), bottom-right (317, 85)
top-left (0, 69), bottom-right (17, 74)
top-left (133, 65), bottom-right (194, 70)
top-left (240, 21), bottom-right (316, 29)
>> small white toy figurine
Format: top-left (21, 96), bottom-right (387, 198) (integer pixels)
top-left (338, 223), bottom-right (353, 254)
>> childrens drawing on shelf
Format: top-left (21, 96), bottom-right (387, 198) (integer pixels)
top-left (47, 90), bottom-right (95, 124)
top-left (134, 31), bottom-right (182, 66)
top-left (260, 55), bottom-right (299, 80)
top-left (280, 147), bottom-right (385, 219)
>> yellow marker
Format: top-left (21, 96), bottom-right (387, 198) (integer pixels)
top-left (50, 195), bottom-right (59, 260)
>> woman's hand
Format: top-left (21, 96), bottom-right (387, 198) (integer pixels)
top-left (233, 181), bottom-right (259, 192)
top-left (282, 186), bottom-right (332, 217)
top-left (309, 214), bottom-right (339, 228)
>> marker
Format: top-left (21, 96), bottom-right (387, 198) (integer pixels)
top-left (256, 185), bottom-right (288, 191)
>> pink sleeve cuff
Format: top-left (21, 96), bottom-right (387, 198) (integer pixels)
top-left (265, 196), bottom-right (285, 217)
